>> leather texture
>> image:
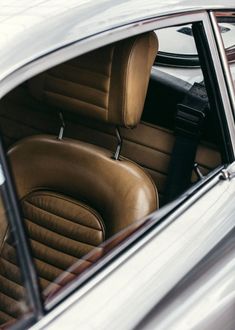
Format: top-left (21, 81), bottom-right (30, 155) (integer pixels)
top-left (0, 198), bottom-right (25, 325)
top-left (0, 235), bottom-right (25, 324)
top-left (23, 191), bottom-right (105, 265)
top-left (0, 85), bottom-right (221, 203)
top-left (28, 32), bottom-right (158, 128)
top-left (22, 191), bottom-right (104, 286)
top-left (8, 135), bottom-right (158, 236)
top-left (44, 215), bottom-right (146, 302)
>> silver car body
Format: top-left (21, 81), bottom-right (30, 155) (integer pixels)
top-left (0, 0), bottom-right (235, 83)
top-left (0, 1), bottom-right (234, 329)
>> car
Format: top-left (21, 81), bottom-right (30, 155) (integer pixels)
top-left (0, 1), bottom-right (234, 329)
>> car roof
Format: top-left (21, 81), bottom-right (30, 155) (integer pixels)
top-left (0, 0), bottom-right (234, 82)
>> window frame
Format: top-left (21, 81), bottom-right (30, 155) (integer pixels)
top-left (155, 22), bottom-right (235, 68)
top-left (211, 11), bottom-right (235, 112)
top-left (0, 137), bottom-right (44, 328)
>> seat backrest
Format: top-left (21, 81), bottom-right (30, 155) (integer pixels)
top-left (1, 32), bottom-right (158, 325)
top-left (28, 32), bottom-right (158, 128)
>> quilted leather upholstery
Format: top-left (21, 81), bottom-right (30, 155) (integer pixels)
top-left (23, 191), bottom-right (105, 279)
top-left (0, 189), bottom-right (105, 324)
top-left (0, 240), bottom-right (25, 324)
top-left (29, 32), bottom-right (158, 127)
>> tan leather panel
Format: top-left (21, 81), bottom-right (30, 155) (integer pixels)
top-left (0, 238), bottom-right (25, 323)
top-left (28, 32), bottom-right (158, 127)
top-left (22, 191), bottom-right (104, 281)
top-left (0, 189), bottom-right (105, 324)
top-left (23, 191), bottom-right (105, 245)
top-left (1, 134), bottom-right (157, 323)
top-left (0, 311), bottom-right (14, 325)
top-left (120, 122), bottom-right (222, 188)
top-left (60, 118), bottom-right (221, 197)
top-left (0, 275), bottom-right (23, 301)
top-left (8, 135), bottom-right (158, 236)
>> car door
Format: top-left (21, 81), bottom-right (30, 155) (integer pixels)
top-left (0, 7), bottom-right (234, 330)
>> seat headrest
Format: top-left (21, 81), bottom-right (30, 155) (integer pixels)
top-left (29, 32), bottom-right (158, 128)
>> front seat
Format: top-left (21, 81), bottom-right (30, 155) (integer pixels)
top-left (2, 32), bottom-right (158, 320)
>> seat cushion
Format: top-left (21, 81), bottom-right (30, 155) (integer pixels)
top-left (23, 191), bottom-right (105, 281)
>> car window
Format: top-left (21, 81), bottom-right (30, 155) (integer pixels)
top-left (215, 12), bottom-right (235, 89)
top-left (0, 16), bottom-right (231, 330)
top-left (28, 24), bottom-right (222, 303)
top-left (154, 24), bottom-right (204, 85)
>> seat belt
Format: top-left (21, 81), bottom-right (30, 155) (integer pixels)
top-left (164, 82), bottom-right (209, 203)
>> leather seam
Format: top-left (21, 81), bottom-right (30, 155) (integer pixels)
top-left (46, 74), bottom-right (108, 100)
top-left (23, 191), bottom-right (105, 236)
top-left (44, 90), bottom-right (107, 113)
top-left (32, 253), bottom-right (67, 273)
top-left (123, 136), bottom-right (173, 156)
top-left (49, 69), bottom-right (110, 92)
top-left (31, 238), bottom-right (91, 266)
top-left (0, 274), bottom-right (23, 289)
top-left (25, 217), bottom-right (101, 250)
top-left (24, 199), bottom-right (104, 234)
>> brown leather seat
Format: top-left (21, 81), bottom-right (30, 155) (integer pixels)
top-left (0, 32), bottom-right (158, 324)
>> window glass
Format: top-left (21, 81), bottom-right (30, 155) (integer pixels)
top-left (216, 12), bottom-right (235, 88)
top-left (154, 24), bottom-right (203, 84)
top-left (41, 23), bottom-right (220, 302)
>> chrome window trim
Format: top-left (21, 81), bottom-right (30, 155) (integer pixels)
top-left (201, 12), bottom-right (235, 157)
top-left (210, 12), bottom-right (235, 118)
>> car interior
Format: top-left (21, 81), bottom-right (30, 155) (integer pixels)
top-left (0, 29), bottom-right (223, 325)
